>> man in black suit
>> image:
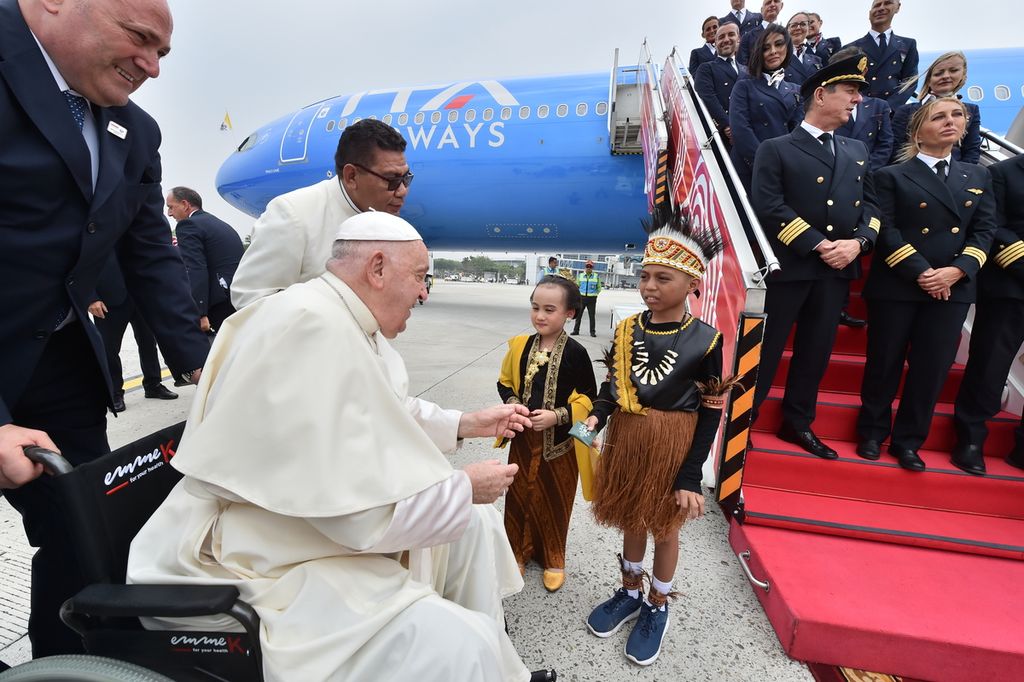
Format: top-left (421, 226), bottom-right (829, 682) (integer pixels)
top-left (750, 55), bottom-right (879, 459)
top-left (695, 22), bottom-right (746, 149)
top-left (0, 0), bottom-right (208, 656)
top-left (737, 0), bottom-right (783, 65)
top-left (953, 156), bottom-right (1024, 473)
top-left (807, 13), bottom-right (842, 63)
top-left (720, 0), bottom-right (763, 36)
top-left (688, 16), bottom-right (719, 74)
top-left (166, 187), bottom-right (245, 332)
top-left (844, 0), bottom-right (919, 109)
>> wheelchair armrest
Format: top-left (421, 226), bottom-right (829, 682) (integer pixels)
top-left (68, 584), bottom-right (242, 618)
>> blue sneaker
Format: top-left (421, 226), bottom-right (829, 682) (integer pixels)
top-left (586, 588), bottom-right (643, 638)
top-left (624, 601), bottom-right (669, 666)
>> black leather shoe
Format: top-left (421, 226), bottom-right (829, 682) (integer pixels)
top-left (839, 310), bottom-right (867, 328)
top-left (144, 384), bottom-right (179, 400)
top-left (529, 671), bottom-right (557, 682)
top-left (1004, 447), bottom-right (1024, 471)
top-left (570, 331), bottom-right (579, 336)
top-left (111, 397), bottom-right (126, 413)
top-left (950, 443), bottom-right (986, 476)
top-left (777, 426), bottom-right (838, 460)
top-left (890, 446), bottom-right (926, 472)
top-left (590, 332), bottom-right (597, 337)
top-left (856, 439), bottom-right (882, 461)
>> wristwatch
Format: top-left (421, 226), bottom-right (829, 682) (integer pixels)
top-left (855, 236), bottom-right (870, 253)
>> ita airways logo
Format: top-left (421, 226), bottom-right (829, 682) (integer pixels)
top-left (102, 438), bottom-right (177, 495)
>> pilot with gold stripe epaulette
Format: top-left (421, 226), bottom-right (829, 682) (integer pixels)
top-left (750, 55), bottom-right (879, 461)
top-left (856, 97), bottom-right (996, 473)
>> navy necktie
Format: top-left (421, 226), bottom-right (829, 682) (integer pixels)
top-left (63, 91), bottom-right (87, 131)
top-left (878, 32), bottom-right (888, 52)
top-left (819, 133), bottom-right (835, 161)
top-left (935, 159), bottom-right (948, 182)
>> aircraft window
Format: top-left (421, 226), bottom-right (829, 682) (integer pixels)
top-left (466, 109), bottom-right (477, 122)
top-left (338, 118), bottom-right (348, 129)
top-left (501, 107), bottom-right (512, 120)
top-left (431, 111), bottom-right (442, 124)
top-left (995, 85), bottom-right (1011, 101)
top-left (448, 110), bottom-right (459, 123)
top-left (368, 115), bottom-right (377, 120)
top-left (519, 106), bottom-right (531, 119)
top-left (596, 101), bottom-right (608, 115)
top-left (237, 134), bottom-right (257, 152)
top-left (326, 120), bottom-right (336, 132)
top-left (383, 114), bottom-right (393, 125)
top-left (483, 108), bottom-right (494, 121)
top-left (353, 117), bottom-right (362, 123)
top-left (414, 112), bottom-right (425, 125)
top-left (556, 104), bottom-right (568, 117)
top-left (967, 86), bottom-right (984, 101)
top-left (398, 113), bottom-right (409, 125)
top-left (576, 103), bottom-right (588, 116)
top-left (537, 105), bottom-right (550, 118)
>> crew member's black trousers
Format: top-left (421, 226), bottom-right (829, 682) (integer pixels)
top-left (94, 295), bottom-right (162, 393)
top-left (573, 296), bottom-right (598, 335)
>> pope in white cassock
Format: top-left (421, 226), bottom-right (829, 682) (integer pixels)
top-left (127, 213), bottom-right (552, 681)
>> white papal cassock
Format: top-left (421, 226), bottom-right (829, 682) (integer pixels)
top-left (127, 271), bottom-right (530, 682)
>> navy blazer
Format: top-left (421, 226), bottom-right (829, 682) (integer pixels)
top-left (863, 158), bottom-right (996, 303)
top-left (835, 96), bottom-right (893, 171)
top-left (784, 49), bottom-right (823, 86)
top-left (720, 11), bottom-right (763, 36)
top-left (891, 101), bottom-right (981, 165)
top-left (93, 256), bottom-right (129, 308)
top-left (728, 75), bottom-right (803, 186)
top-left (689, 43), bottom-right (717, 74)
top-left (845, 33), bottom-right (919, 109)
top-left (737, 22), bottom-right (765, 65)
top-left (175, 210), bottom-right (245, 315)
top-left (752, 127), bottom-right (880, 282)
top-left (811, 36), bottom-right (842, 63)
top-left (694, 57), bottom-right (747, 133)
top-left (980, 156), bottom-right (1024, 301)
top-left (0, 0), bottom-right (209, 422)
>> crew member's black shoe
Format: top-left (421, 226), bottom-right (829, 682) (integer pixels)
top-left (590, 332), bottom-right (597, 337)
top-left (856, 439), bottom-right (882, 461)
top-left (1006, 447), bottom-right (1024, 471)
top-left (777, 426), bottom-right (838, 460)
top-left (112, 396), bottom-right (126, 413)
top-left (570, 331), bottom-right (579, 336)
top-left (144, 384), bottom-right (179, 400)
top-left (529, 670), bottom-right (557, 681)
top-left (950, 443), bottom-right (986, 476)
top-left (839, 310), bottom-right (867, 328)
top-left (890, 446), bottom-right (926, 472)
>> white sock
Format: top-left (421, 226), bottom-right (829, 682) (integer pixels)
top-left (621, 558), bottom-right (643, 598)
top-left (646, 577), bottom-right (672, 611)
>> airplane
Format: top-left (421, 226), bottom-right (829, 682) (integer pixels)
top-left (215, 47), bottom-right (1024, 252)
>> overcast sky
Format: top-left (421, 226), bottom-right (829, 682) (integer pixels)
top-left (135, 0), bottom-right (1019, 255)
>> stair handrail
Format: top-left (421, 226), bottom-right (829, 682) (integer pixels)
top-left (980, 127), bottom-right (1024, 157)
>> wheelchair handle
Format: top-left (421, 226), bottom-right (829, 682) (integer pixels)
top-left (23, 446), bottom-right (74, 476)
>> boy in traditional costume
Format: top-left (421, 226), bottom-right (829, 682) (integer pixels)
top-left (497, 276), bottom-right (597, 592)
top-left (582, 212), bottom-right (732, 666)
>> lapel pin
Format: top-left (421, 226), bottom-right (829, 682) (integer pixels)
top-left (856, 160), bottom-right (865, 166)
top-left (967, 188), bottom-right (983, 194)
top-left (107, 121), bottom-right (128, 139)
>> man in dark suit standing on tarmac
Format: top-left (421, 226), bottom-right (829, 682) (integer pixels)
top-left (0, 0), bottom-right (209, 657)
top-left (750, 55), bottom-right (880, 460)
top-left (166, 187), bottom-right (245, 333)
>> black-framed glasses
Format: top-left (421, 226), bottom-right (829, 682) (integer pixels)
top-left (352, 163), bottom-right (414, 191)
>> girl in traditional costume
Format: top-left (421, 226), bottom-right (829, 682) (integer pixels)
top-left (496, 275), bottom-right (597, 592)
top-left (583, 213), bottom-right (732, 666)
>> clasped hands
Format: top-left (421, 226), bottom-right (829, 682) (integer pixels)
top-left (917, 267), bottom-right (965, 301)
top-left (816, 239), bottom-right (861, 270)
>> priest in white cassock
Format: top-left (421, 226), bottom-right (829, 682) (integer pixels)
top-left (127, 212), bottom-right (554, 682)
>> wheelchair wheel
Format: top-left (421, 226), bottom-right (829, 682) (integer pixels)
top-left (0, 654), bottom-right (174, 681)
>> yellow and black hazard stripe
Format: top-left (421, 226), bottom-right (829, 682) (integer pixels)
top-left (653, 150), bottom-right (669, 208)
top-left (715, 313), bottom-right (765, 515)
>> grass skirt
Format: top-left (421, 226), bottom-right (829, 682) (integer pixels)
top-left (591, 409), bottom-right (697, 539)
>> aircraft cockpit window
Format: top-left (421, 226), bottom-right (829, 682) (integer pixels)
top-left (576, 103), bottom-right (588, 116)
top-left (596, 101), bottom-right (608, 115)
top-left (414, 112), bottom-right (425, 125)
top-left (967, 86), bottom-right (984, 101)
top-left (995, 85), bottom-right (1011, 101)
top-left (537, 105), bottom-right (550, 119)
top-left (483, 108), bottom-right (494, 121)
top-left (556, 104), bottom-right (568, 117)
top-left (383, 114), bottom-right (393, 124)
top-left (519, 106), bottom-right (531, 119)
top-left (398, 113), bottom-right (409, 125)
top-left (448, 110), bottom-right (459, 123)
top-left (431, 111), bottom-right (442, 124)
top-left (500, 107), bottom-right (512, 120)
top-left (466, 109), bottom-right (477, 122)
top-left (326, 120), bottom-right (336, 132)
top-left (237, 133), bottom-right (258, 153)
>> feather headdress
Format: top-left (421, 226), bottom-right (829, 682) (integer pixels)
top-left (640, 205), bottom-right (723, 279)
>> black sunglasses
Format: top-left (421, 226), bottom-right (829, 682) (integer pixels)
top-left (352, 163), bottom-right (414, 191)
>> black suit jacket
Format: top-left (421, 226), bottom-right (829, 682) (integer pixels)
top-left (0, 0), bottom-right (209, 423)
top-left (784, 50), bottom-right (823, 86)
top-left (811, 36), bottom-right (842, 63)
top-left (737, 23), bottom-right (764, 65)
top-left (93, 256), bottom-right (129, 308)
top-left (863, 158), bottom-right (996, 303)
top-left (720, 11), bottom-right (763, 36)
top-left (174, 210), bottom-right (244, 315)
top-left (980, 156), bottom-right (1024, 300)
top-left (694, 57), bottom-right (747, 133)
top-left (845, 33), bottom-right (919, 108)
top-left (752, 127), bottom-right (880, 282)
top-left (835, 97), bottom-right (893, 171)
top-left (689, 43), bottom-right (717, 74)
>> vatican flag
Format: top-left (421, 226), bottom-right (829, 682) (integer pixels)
top-left (220, 111), bottom-right (233, 131)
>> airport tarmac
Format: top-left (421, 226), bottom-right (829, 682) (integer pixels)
top-left (0, 281), bottom-right (812, 681)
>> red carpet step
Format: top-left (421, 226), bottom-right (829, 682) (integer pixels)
top-left (785, 324), bottom-right (869, 357)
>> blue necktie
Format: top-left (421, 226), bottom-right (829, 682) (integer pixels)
top-left (63, 91), bottom-right (87, 131)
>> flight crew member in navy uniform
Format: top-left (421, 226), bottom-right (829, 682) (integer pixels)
top-left (751, 55), bottom-right (879, 460)
top-left (845, 0), bottom-right (919, 109)
top-left (783, 12), bottom-right (822, 87)
top-left (166, 187), bottom-right (245, 333)
top-left (689, 16), bottom-right (720, 74)
top-left (729, 24), bottom-right (803, 192)
top-left (737, 0), bottom-right (783, 65)
top-left (952, 155), bottom-right (1024, 474)
top-left (806, 13), bottom-right (842, 64)
top-left (695, 22), bottom-right (746, 150)
top-left (856, 97), bottom-right (996, 472)
top-left (720, 0), bottom-right (763, 36)
top-left (891, 52), bottom-right (981, 165)
top-left (0, 0), bottom-right (209, 657)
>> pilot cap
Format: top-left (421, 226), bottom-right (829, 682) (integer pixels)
top-left (800, 54), bottom-right (870, 100)
top-left (335, 211), bottom-right (422, 242)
